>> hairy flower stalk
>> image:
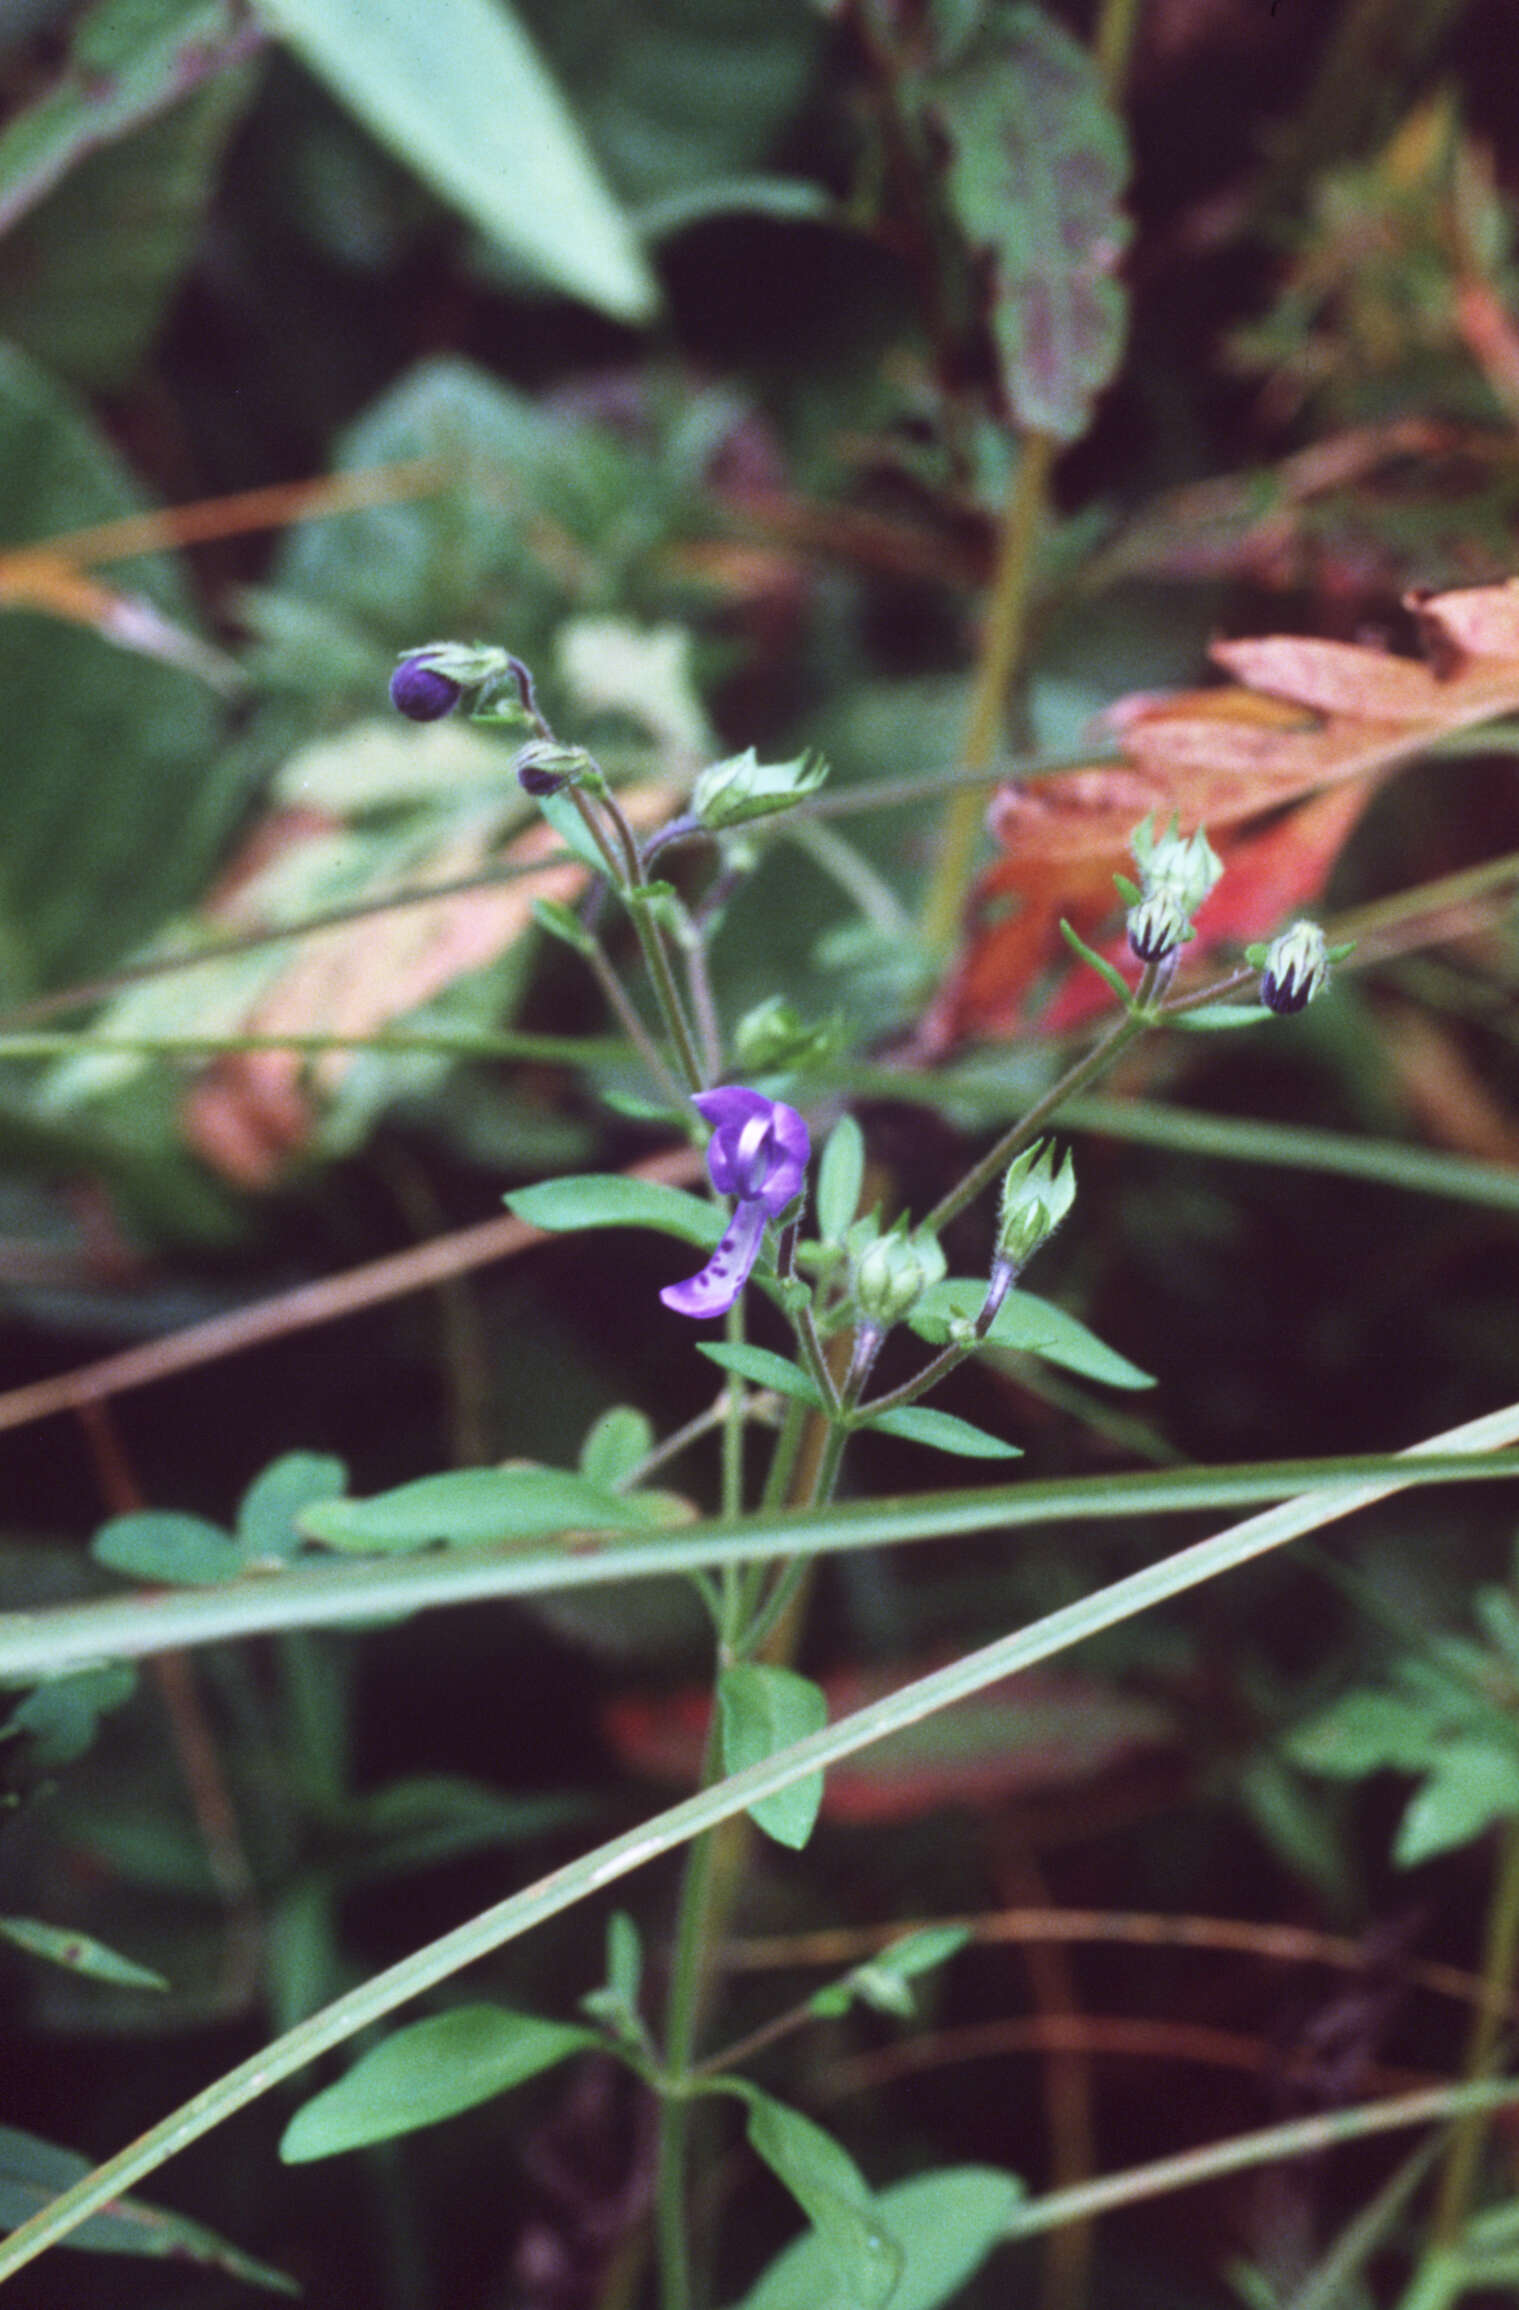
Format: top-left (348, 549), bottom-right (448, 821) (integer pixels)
top-left (661, 1089), bottom-right (811, 1320)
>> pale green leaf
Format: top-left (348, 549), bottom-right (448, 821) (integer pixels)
top-left (508, 1174), bottom-right (722, 1247)
top-left (742, 2089), bottom-right (903, 2307)
top-left (299, 1466), bottom-right (648, 1553)
top-left (699, 1344), bottom-right (823, 1407)
top-left (730, 2163), bottom-right (1022, 2310)
top-left (719, 1664), bottom-right (827, 1848)
top-left (279, 2004), bottom-right (594, 2160)
top-left (865, 1404), bottom-right (1021, 1458)
top-left (0, 1917), bottom-right (167, 1991)
top-left (253, 0), bottom-right (656, 320)
top-left (91, 1512), bottom-right (243, 1588)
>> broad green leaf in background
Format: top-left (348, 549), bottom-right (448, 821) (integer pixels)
top-left (1, 1665), bottom-right (137, 1768)
top-left (579, 1407), bottom-right (655, 1489)
top-left (719, 1663), bottom-right (828, 1848)
top-left (924, 3), bottom-right (1130, 441)
top-left (730, 2164), bottom-right (1023, 2310)
top-left (0, 62), bottom-right (257, 390)
top-left (1395, 1742), bottom-right (1519, 1866)
top-left (0, 2126), bottom-right (296, 2291)
top-left (0, 0), bottom-right (253, 236)
top-left (251, 0), bottom-right (656, 321)
top-left (740, 2089), bottom-right (903, 2308)
top-left (299, 1464), bottom-right (657, 1553)
top-left (91, 1511), bottom-right (244, 1588)
top-left (517, 0), bottom-right (825, 210)
top-left (279, 2004), bottom-right (595, 2161)
top-left (863, 1404), bottom-right (1022, 1459)
top-left (508, 1175), bottom-right (723, 1248)
top-left (0, 1917), bottom-right (167, 1991)
top-left (0, 346), bottom-right (232, 994)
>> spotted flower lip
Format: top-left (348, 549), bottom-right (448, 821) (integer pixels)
top-left (661, 1087), bottom-right (811, 1320)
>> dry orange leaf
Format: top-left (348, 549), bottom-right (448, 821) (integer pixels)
top-left (183, 780), bottom-right (677, 1187)
top-left (929, 578), bottom-right (1519, 1043)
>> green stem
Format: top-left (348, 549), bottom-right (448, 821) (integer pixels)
top-left (1429, 1815), bottom-right (1519, 2245)
top-left (919, 431), bottom-right (1060, 956)
top-left (570, 787), bottom-right (706, 1095)
top-left (921, 961), bottom-right (1163, 1237)
top-left (655, 1705), bottom-right (728, 2310)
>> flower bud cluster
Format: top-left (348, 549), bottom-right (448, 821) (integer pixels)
top-left (388, 643), bottom-right (519, 723)
top-left (853, 1222), bottom-right (946, 1330)
top-left (1118, 817), bottom-right (1223, 965)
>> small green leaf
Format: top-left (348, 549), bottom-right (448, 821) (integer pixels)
top-left (1288, 1690), bottom-right (1447, 1779)
top-left (534, 896), bottom-right (596, 954)
top-left (0, 2124), bottom-right (297, 2290)
top-left (1058, 917), bottom-right (1133, 1003)
top-left (3, 1666), bottom-right (138, 1767)
top-left (538, 784), bottom-right (612, 871)
top-left (298, 1466), bottom-right (645, 1553)
top-left (508, 1175), bottom-right (723, 1248)
top-left (910, 1281), bottom-right (1154, 1389)
top-left (0, 1917), bottom-right (167, 1991)
top-left (236, 1452), bottom-right (348, 1563)
top-left (254, 0), bottom-right (656, 322)
top-left (730, 2163), bottom-right (1022, 2310)
top-left (698, 1343), bottom-right (823, 1408)
top-left (810, 1923), bottom-right (973, 2019)
top-left (1396, 1744), bottom-right (1519, 1866)
top-left (581, 1910), bottom-right (646, 2045)
top-left (816, 1114), bottom-right (866, 1243)
top-left (91, 1511), bottom-right (243, 1587)
top-left (1171, 1003), bottom-right (1275, 1031)
top-left (741, 2089), bottom-right (903, 2307)
top-left (719, 1664), bottom-right (827, 1849)
top-left (579, 1407), bottom-right (654, 1488)
top-left (281, 2003), bottom-right (595, 2161)
top-left (864, 1405), bottom-right (1022, 1459)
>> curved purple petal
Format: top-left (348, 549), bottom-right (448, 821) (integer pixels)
top-left (660, 1199), bottom-right (768, 1321)
top-left (690, 1086), bottom-right (810, 1216)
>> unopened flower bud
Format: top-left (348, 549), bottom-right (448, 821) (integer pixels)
top-left (734, 998), bottom-right (839, 1074)
top-left (692, 747), bottom-right (829, 832)
top-left (1122, 817), bottom-right (1222, 964)
top-left (854, 1224), bottom-right (946, 1329)
top-left (515, 740), bottom-right (592, 797)
top-left (1259, 919), bottom-right (1331, 1014)
top-left (996, 1140), bottom-right (1076, 1270)
top-left (390, 656), bottom-right (462, 722)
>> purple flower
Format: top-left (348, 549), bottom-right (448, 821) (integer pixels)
top-left (661, 1087), bottom-right (811, 1321)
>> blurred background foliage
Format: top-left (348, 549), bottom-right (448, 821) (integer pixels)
top-left (4, 0), bottom-right (1519, 2304)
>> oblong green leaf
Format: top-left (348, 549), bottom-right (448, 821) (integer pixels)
top-left (865, 1404), bottom-right (1022, 1459)
top-left (816, 1114), bottom-right (866, 1243)
top-left (0, 2125), bottom-right (296, 2290)
top-left (508, 1175), bottom-right (722, 1247)
top-left (0, 1918), bottom-right (166, 1991)
top-left (910, 1280), bottom-right (1154, 1389)
top-left (91, 1512), bottom-right (242, 1588)
top-left (699, 1343), bottom-right (823, 1407)
top-left (730, 2163), bottom-right (1022, 2310)
top-left (742, 2089), bottom-right (902, 2307)
top-left (299, 1466), bottom-right (646, 1553)
top-left (253, 0), bottom-right (656, 321)
top-left (280, 2004), bottom-right (593, 2161)
top-left (719, 1664), bottom-right (827, 1849)
top-left (237, 1452), bottom-right (347, 1563)
top-left (925, 4), bottom-right (1130, 441)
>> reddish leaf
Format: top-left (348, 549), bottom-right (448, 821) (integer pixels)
top-left (933, 578), bottom-right (1519, 1042)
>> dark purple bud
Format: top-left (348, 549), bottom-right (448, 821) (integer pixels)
top-left (390, 658), bottom-right (462, 722)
